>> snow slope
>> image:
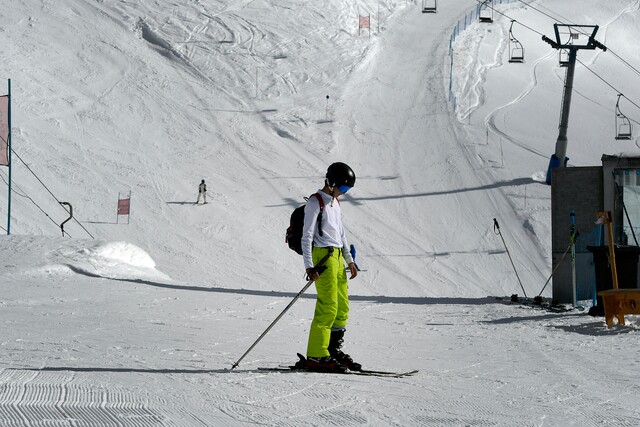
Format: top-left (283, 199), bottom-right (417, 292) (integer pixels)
top-left (2, 0), bottom-right (640, 425)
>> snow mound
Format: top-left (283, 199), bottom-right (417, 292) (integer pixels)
top-left (8, 238), bottom-right (173, 282)
top-left (87, 241), bottom-right (158, 270)
top-left (65, 241), bottom-right (171, 281)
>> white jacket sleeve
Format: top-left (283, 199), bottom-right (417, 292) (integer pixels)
top-left (341, 222), bottom-right (354, 265)
top-left (302, 197), bottom-right (321, 270)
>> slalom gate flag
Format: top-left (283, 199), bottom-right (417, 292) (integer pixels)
top-left (0, 95), bottom-right (8, 166)
top-left (359, 15), bottom-right (370, 29)
top-left (117, 198), bottom-right (130, 215)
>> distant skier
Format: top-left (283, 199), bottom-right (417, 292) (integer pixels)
top-left (299, 162), bottom-right (360, 372)
top-left (195, 179), bottom-right (207, 204)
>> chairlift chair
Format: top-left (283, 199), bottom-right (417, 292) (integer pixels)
top-left (558, 49), bottom-right (570, 67)
top-left (508, 21), bottom-right (524, 63)
top-left (479, 0), bottom-right (493, 23)
top-left (615, 94), bottom-right (633, 140)
top-left (422, 0), bottom-right (437, 13)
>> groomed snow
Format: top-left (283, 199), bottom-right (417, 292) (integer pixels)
top-left (1, 0), bottom-right (640, 425)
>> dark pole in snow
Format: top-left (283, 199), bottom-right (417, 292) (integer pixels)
top-left (494, 218), bottom-right (528, 299)
top-left (230, 248), bottom-right (334, 370)
top-left (325, 95), bottom-right (330, 121)
top-left (6, 79), bottom-right (11, 235)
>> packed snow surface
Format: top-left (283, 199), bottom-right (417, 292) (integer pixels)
top-left (1, 0), bottom-right (640, 425)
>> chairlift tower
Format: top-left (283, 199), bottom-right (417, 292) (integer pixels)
top-left (543, 24), bottom-right (606, 184)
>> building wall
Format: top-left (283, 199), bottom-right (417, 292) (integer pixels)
top-left (551, 167), bottom-right (603, 303)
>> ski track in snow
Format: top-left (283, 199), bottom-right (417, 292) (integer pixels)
top-left (484, 51), bottom-right (555, 160)
top-left (0, 370), bottom-right (165, 426)
top-left (3, 0), bottom-right (640, 425)
top-left (3, 269), bottom-right (640, 425)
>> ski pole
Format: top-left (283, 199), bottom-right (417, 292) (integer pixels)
top-left (493, 218), bottom-right (528, 299)
top-left (537, 243), bottom-right (571, 297)
top-left (230, 248), bottom-right (334, 370)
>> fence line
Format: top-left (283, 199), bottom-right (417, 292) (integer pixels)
top-left (448, 0), bottom-right (521, 109)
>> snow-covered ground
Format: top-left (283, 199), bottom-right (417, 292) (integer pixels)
top-left (2, 0), bottom-right (640, 425)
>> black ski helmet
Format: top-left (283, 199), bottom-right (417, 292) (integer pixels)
top-left (326, 162), bottom-right (356, 188)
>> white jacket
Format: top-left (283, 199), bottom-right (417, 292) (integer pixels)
top-left (301, 190), bottom-right (354, 270)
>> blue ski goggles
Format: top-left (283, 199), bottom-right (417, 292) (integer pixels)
top-left (338, 185), bottom-right (352, 194)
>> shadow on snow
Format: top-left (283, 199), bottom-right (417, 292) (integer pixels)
top-left (63, 264), bottom-right (495, 306)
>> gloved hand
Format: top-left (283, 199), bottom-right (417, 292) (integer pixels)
top-left (306, 267), bottom-right (320, 282)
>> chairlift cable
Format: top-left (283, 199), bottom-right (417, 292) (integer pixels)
top-left (0, 168), bottom-right (72, 236)
top-left (513, 0), bottom-right (640, 80)
top-left (473, 0), bottom-right (639, 109)
top-left (468, 1), bottom-right (640, 127)
top-left (10, 148), bottom-right (94, 239)
top-left (0, 169), bottom-right (30, 199)
top-left (575, 57), bottom-right (640, 117)
top-left (515, 0), bottom-right (576, 27)
top-left (510, 18), bottom-right (543, 37)
top-left (473, 1), bottom-right (544, 36)
top-left (607, 48), bottom-right (640, 80)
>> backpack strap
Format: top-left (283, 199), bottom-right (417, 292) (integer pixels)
top-left (311, 193), bottom-right (325, 237)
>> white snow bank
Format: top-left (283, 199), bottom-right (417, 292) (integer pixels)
top-left (57, 241), bottom-right (171, 281)
top-left (1, 236), bottom-right (171, 282)
top-left (87, 241), bottom-right (158, 270)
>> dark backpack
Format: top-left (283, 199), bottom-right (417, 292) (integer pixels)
top-left (286, 193), bottom-right (324, 255)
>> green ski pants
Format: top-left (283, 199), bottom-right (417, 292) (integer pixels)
top-left (306, 246), bottom-right (349, 358)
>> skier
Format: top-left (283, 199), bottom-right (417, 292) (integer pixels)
top-left (300, 162), bottom-right (360, 372)
top-left (195, 179), bottom-right (207, 204)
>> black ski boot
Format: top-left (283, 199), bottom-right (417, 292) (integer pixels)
top-left (295, 353), bottom-right (346, 373)
top-left (328, 329), bottom-right (362, 371)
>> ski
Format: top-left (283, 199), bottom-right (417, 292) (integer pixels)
top-left (258, 366), bottom-right (418, 378)
top-left (354, 368), bottom-right (419, 376)
top-left (499, 295), bottom-right (581, 312)
top-left (278, 363), bottom-right (418, 376)
top-left (254, 353), bottom-right (418, 378)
